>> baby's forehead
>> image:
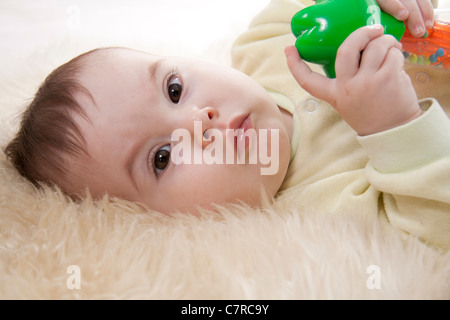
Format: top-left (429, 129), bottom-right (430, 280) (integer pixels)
top-left (83, 47), bottom-right (156, 64)
top-left (79, 47), bottom-right (128, 69)
top-left (77, 48), bottom-right (161, 86)
top-left (72, 47), bottom-right (160, 121)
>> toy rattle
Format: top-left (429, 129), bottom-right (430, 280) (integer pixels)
top-left (291, 0), bottom-right (450, 78)
top-left (401, 18), bottom-right (450, 69)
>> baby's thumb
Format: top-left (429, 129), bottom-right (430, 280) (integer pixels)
top-left (285, 46), bottom-right (333, 103)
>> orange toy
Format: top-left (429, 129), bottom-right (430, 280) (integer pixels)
top-left (401, 20), bottom-right (450, 69)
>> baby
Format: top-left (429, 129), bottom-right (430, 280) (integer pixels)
top-left (5, 48), bottom-right (292, 213)
top-left (4, 0), bottom-right (450, 249)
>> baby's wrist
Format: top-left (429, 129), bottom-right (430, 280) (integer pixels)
top-left (393, 108), bottom-right (424, 127)
top-left (357, 99), bottom-right (450, 173)
top-left (382, 107), bottom-right (424, 133)
top-left (358, 104), bottom-right (423, 136)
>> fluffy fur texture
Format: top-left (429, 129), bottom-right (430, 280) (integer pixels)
top-left (0, 152), bottom-right (449, 299)
top-left (1, 2), bottom-right (449, 300)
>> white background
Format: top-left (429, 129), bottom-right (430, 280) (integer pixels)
top-left (0, 0), bottom-right (270, 67)
top-left (0, 0), bottom-right (448, 79)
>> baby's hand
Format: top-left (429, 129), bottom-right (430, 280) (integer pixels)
top-left (377, 0), bottom-right (434, 37)
top-left (285, 25), bottom-right (423, 136)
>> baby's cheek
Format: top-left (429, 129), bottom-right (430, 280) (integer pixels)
top-left (170, 165), bottom-right (227, 204)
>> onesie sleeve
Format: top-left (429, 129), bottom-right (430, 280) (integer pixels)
top-left (358, 99), bottom-right (450, 250)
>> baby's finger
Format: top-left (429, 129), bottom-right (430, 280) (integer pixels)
top-left (285, 46), bottom-right (334, 104)
top-left (380, 46), bottom-right (406, 74)
top-left (401, 0), bottom-right (433, 36)
top-left (377, 0), bottom-right (409, 20)
top-left (335, 25), bottom-right (385, 79)
top-left (359, 34), bottom-right (403, 74)
top-left (417, 0), bottom-right (434, 29)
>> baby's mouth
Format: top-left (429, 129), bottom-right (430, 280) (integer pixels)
top-left (226, 113), bottom-right (254, 161)
top-left (235, 114), bottom-right (252, 149)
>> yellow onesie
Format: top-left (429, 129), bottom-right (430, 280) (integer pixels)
top-left (231, 0), bottom-right (450, 250)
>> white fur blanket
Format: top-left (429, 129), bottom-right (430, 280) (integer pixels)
top-left (1, 0), bottom-right (449, 300)
top-left (1, 157), bottom-right (449, 299)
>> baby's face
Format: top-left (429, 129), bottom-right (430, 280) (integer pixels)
top-left (70, 48), bottom-right (291, 213)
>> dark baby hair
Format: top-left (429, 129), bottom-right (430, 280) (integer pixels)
top-left (4, 49), bottom-right (100, 192)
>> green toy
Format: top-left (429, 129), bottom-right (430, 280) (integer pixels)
top-left (291, 0), bottom-right (406, 78)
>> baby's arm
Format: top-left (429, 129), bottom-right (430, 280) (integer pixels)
top-left (285, 25), bottom-right (421, 136)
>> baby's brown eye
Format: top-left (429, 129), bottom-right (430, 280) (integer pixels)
top-left (154, 145), bottom-right (171, 175)
top-left (168, 76), bottom-right (182, 104)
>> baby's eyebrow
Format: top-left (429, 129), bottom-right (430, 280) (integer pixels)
top-left (149, 59), bottom-right (163, 86)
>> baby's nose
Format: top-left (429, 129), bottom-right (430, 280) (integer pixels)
top-left (195, 106), bottom-right (218, 123)
top-left (190, 106), bottom-right (218, 131)
top-left (192, 106), bottom-right (219, 149)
